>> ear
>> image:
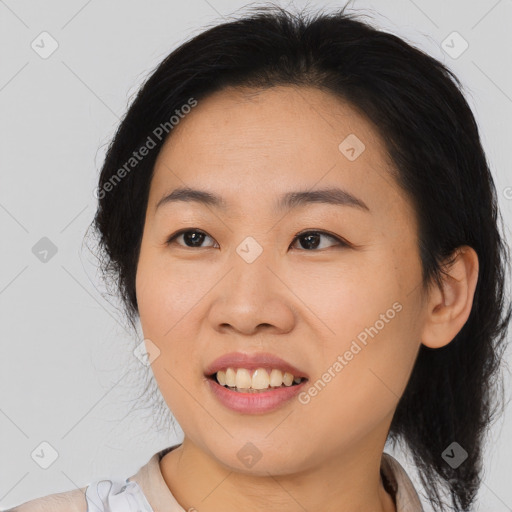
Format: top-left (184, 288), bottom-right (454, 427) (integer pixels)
top-left (421, 245), bottom-right (479, 349)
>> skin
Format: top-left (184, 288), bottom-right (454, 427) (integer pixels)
top-left (135, 85), bottom-right (479, 512)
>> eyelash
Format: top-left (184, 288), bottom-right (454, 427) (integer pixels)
top-left (164, 228), bottom-right (349, 251)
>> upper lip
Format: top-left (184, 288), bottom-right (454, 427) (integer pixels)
top-left (204, 352), bottom-right (309, 379)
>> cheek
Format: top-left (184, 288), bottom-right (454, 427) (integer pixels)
top-left (292, 256), bottom-right (420, 410)
top-left (136, 254), bottom-right (211, 335)
top-left (296, 297), bottom-right (418, 447)
top-left (285, 255), bottom-right (400, 339)
top-left (135, 254), bottom-right (215, 394)
top-left (135, 260), bottom-right (203, 415)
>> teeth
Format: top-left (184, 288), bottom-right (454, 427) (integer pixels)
top-left (235, 368), bottom-right (252, 389)
top-left (217, 370), bottom-right (227, 386)
top-left (225, 368), bottom-right (236, 387)
top-left (252, 368), bottom-right (270, 390)
top-left (215, 368), bottom-right (304, 390)
top-left (269, 368), bottom-right (284, 387)
top-left (282, 372), bottom-right (294, 386)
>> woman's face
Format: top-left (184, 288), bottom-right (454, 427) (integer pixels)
top-left (135, 85), bottom-right (427, 474)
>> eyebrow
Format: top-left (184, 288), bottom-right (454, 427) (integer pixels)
top-left (155, 186), bottom-right (370, 213)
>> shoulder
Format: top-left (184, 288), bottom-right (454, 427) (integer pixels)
top-left (5, 486), bottom-right (88, 512)
top-left (7, 446), bottom-right (179, 512)
top-left (7, 478), bottom-right (156, 512)
top-left (381, 452), bottom-right (424, 511)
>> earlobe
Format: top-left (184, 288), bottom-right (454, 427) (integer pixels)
top-left (421, 246), bottom-right (479, 349)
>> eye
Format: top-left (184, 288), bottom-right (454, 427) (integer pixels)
top-left (290, 230), bottom-right (348, 251)
top-left (165, 229), bottom-right (218, 248)
top-left (165, 228), bottom-right (348, 251)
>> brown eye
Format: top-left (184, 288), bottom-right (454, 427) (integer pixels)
top-left (166, 229), bottom-right (218, 248)
top-left (290, 230), bottom-right (348, 251)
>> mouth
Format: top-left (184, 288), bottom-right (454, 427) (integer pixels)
top-left (203, 353), bottom-right (309, 413)
top-left (206, 368), bottom-right (309, 393)
top-left (204, 351), bottom-right (309, 396)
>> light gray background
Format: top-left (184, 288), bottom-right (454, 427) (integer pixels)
top-left (1, 0), bottom-right (511, 510)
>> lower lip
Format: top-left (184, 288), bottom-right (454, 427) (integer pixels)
top-left (206, 377), bottom-right (308, 414)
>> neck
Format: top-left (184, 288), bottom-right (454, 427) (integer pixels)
top-left (160, 437), bottom-right (396, 512)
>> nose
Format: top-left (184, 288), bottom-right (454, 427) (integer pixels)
top-left (207, 248), bottom-right (296, 337)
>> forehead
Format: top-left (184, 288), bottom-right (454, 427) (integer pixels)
top-left (161, 85), bottom-right (385, 162)
top-left (149, 85), bottom-right (406, 218)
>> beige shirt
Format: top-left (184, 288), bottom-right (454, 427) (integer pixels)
top-left (11, 445), bottom-right (424, 511)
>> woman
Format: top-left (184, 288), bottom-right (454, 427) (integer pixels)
top-left (9, 4), bottom-right (511, 512)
